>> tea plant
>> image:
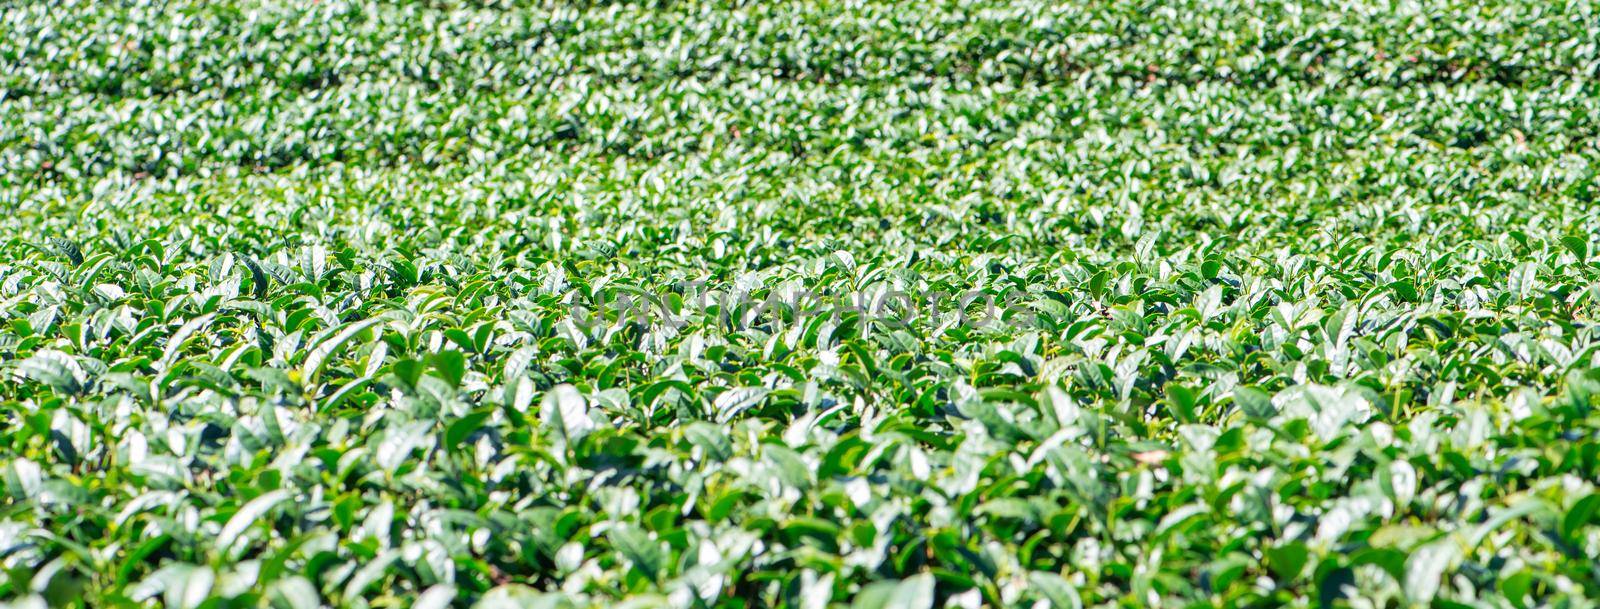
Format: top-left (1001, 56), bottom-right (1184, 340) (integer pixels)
top-left (4, 0), bottom-right (1600, 607)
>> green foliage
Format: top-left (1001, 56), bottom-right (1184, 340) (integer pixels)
top-left (4, 0), bottom-right (1600, 607)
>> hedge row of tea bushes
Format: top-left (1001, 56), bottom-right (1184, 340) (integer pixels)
top-left (4, 0), bottom-right (1600, 607)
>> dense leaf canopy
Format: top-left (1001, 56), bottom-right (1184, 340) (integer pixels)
top-left (4, 0), bottom-right (1600, 607)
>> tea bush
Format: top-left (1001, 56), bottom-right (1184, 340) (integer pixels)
top-left (4, 1), bottom-right (1600, 607)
